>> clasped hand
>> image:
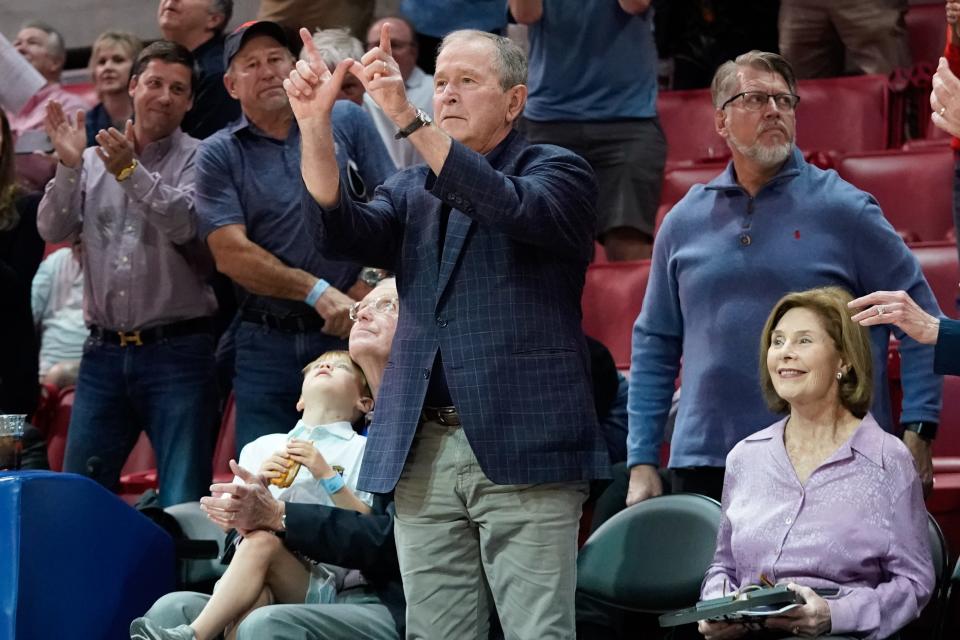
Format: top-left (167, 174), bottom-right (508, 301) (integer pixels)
top-left (284, 22), bottom-right (411, 124)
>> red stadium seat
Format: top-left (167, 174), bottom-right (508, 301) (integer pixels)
top-left (213, 392), bottom-right (237, 484)
top-left (835, 147), bottom-right (953, 242)
top-left (795, 74), bottom-right (890, 153)
top-left (581, 261), bottom-right (651, 370)
top-left (657, 88), bottom-right (729, 166)
top-left (911, 241), bottom-right (960, 318)
top-left (117, 433), bottom-right (159, 499)
top-left (907, 3), bottom-right (948, 70)
top-left (60, 81), bottom-right (97, 107)
top-left (45, 385), bottom-right (74, 471)
top-left (656, 162), bottom-right (727, 233)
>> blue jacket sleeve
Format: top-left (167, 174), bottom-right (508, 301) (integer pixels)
top-left (283, 498), bottom-right (398, 581)
top-left (935, 318), bottom-right (960, 376)
top-left (343, 104), bottom-right (397, 189)
top-left (429, 139), bottom-right (598, 262)
top-left (852, 200), bottom-right (942, 424)
top-left (302, 171), bottom-right (406, 270)
top-left (627, 223), bottom-right (684, 467)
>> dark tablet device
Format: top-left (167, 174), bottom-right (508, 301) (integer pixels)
top-left (659, 584), bottom-right (841, 627)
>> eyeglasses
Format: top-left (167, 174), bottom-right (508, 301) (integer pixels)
top-left (349, 296), bottom-right (399, 321)
top-left (720, 91), bottom-right (800, 112)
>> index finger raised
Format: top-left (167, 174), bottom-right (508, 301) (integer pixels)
top-left (299, 27), bottom-right (321, 65)
top-left (380, 21), bottom-right (392, 57)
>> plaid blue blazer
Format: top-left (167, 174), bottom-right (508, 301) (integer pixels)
top-left (306, 130), bottom-right (611, 492)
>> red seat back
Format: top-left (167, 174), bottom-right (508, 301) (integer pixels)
top-left (934, 376), bottom-right (960, 459)
top-left (212, 392), bottom-right (237, 483)
top-left (657, 88), bottom-right (729, 165)
top-left (835, 147), bottom-right (953, 242)
top-left (581, 261), bottom-right (651, 370)
top-left (795, 74), bottom-right (889, 153)
top-left (656, 162), bottom-right (727, 233)
top-left (907, 4), bottom-right (948, 69)
top-left (45, 386), bottom-right (74, 471)
top-left (911, 241), bottom-right (960, 318)
top-left (120, 432), bottom-right (156, 476)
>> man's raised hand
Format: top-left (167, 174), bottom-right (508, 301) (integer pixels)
top-left (43, 101), bottom-right (86, 169)
top-left (283, 27), bottom-right (352, 123)
top-left (350, 21), bottom-right (411, 122)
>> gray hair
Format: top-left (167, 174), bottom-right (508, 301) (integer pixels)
top-left (208, 0), bottom-right (233, 35)
top-left (710, 50), bottom-right (797, 108)
top-left (438, 29), bottom-right (527, 90)
top-left (302, 28), bottom-right (364, 68)
top-left (21, 21), bottom-right (66, 63)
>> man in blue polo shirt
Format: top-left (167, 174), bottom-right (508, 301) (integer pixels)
top-left (195, 21), bottom-right (395, 451)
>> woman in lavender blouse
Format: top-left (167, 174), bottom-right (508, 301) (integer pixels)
top-left (699, 287), bottom-right (934, 640)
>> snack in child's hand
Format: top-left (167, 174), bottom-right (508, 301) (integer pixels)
top-left (270, 461), bottom-right (302, 488)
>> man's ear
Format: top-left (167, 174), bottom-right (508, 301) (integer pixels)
top-left (128, 74), bottom-right (138, 99)
top-left (356, 395), bottom-right (374, 414)
top-left (207, 11), bottom-right (227, 34)
top-left (714, 107), bottom-right (728, 139)
top-left (505, 84), bottom-right (527, 124)
top-left (223, 71), bottom-right (238, 99)
top-left (296, 396), bottom-right (305, 412)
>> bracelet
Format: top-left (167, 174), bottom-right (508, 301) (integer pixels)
top-left (320, 473), bottom-right (345, 495)
top-left (305, 279), bottom-right (330, 306)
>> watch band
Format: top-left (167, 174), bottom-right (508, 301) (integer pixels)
top-left (395, 108), bottom-right (431, 139)
top-left (903, 421), bottom-right (938, 441)
top-left (115, 159), bottom-right (138, 182)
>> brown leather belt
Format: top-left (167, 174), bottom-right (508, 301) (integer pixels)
top-left (421, 405), bottom-right (461, 427)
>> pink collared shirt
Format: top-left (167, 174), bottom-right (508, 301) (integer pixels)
top-left (702, 413), bottom-right (933, 640)
top-left (7, 83), bottom-right (92, 191)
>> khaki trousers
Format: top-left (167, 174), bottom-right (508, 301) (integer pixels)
top-left (394, 420), bottom-right (588, 640)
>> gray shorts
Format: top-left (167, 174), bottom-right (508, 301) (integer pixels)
top-left (522, 117), bottom-right (667, 238)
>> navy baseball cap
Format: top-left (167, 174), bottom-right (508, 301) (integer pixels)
top-left (223, 20), bottom-right (289, 68)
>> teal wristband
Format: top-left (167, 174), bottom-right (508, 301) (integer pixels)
top-left (320, 473), bottom-right (345, 495)
top-left (305, 279), bottom-right (330, 306)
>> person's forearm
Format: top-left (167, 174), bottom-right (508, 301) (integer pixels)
top-left (508, 0), bottom-right (543, 23)
top-left (214, 239), bottom-right (319, 302)
top-left (396, 104), bottom-right (452, 176)
top-left (299, 116), bottom-right (342, 208)
top-left (330, 486), bottom-right (372, 514)
top-left (36, 163), bottom-right (84, 243)
top-left (120, 163), bottom-right (197, 244)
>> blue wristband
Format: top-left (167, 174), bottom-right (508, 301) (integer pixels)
top-left (305, 279), bottom-right (330, 306)
top-left (320, 473), bottom-right (345, 495)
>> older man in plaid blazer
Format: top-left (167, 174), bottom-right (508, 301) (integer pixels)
top-left (287, 23), bottom-right (609, 638)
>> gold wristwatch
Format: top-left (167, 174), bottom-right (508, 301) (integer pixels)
top-left (115, 159), bottom-right (138, 182)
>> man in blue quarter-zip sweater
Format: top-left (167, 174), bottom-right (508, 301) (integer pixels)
top-left (625, 50), bottom-right (942, 507)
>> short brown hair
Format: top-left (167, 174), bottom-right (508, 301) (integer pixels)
top-left (131, 40), bottom-right (197, 96)
top-left (758, 286), bottom-right (873, 417)
top-left (302, 350), bottom-right (370, 396)
top-left (710, 50), bottom-right (797, 109)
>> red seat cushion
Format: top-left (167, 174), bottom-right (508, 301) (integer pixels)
top-left (911, 241), bottom-right (960, 318)
top-left (906, 3), bottom-right (948, 70)
top-left (581, 261), bottom-right (651, 370)
top-left (836, 147), bottom-right (953, 243)
top-left (795, 74), bottom-right (890, 153)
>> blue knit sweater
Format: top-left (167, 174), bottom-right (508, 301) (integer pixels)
top-left (628, 148), bottom-right (943, 468)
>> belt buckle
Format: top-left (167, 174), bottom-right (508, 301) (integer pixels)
top-left (436, 407), bottom-right (459, 427)
top-left (118, 330), bottom-right (143, 347)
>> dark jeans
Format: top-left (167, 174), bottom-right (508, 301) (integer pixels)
top-left (63, 332), bottom-right (217, 506)
top-left (232, 321), bottom-right (346, 455)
